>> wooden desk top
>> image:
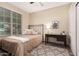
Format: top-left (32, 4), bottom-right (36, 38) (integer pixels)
top-left (45, 34), bottom-right (66, 36)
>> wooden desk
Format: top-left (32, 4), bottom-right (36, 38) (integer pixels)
top-left (45, 34), bottom-right (67, 47)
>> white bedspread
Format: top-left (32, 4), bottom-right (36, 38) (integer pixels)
top-left (7, 36), bottom-right (29, 43)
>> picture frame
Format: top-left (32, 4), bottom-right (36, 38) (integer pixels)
top-left (52, 20), bottom-right (59, 29)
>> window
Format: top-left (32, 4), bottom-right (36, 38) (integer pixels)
top-left (12, 12), bottom-right (21, 35)
top-left (0, 7), bottom-right (21, 36)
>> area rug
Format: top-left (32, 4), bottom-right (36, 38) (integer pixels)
top-left (31, 43), bottom-right (73, 56)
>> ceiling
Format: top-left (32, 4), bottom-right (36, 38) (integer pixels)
top-left (9, 2), bottom-right (70, 13)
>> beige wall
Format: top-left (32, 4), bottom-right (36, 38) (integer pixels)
top-left (30, 4), bottom-right (70, 34)
top-left (0, 2), bottom-right (29, 34)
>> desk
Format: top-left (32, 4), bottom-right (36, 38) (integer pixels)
top-left (45, 34), bottom-right (67, 47)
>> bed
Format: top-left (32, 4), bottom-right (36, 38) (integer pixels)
top-left (0, 38), bottom-right (2, 48)
top-left (1, 35), bottom-right (42, 56)
top-left (1, 24), bottom-right (44, 56)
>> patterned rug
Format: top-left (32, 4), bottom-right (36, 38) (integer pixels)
top-left (31, 43), bottom-right (73, 56)
top-left (0, 43), bottom-right (73, 56)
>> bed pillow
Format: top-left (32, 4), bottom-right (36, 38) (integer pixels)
top-left (23, 29), bottom-right (32, 35)
top-left (23, 29), bottom-right (38, 35)
top-left (32, 30), bottom-right (38, 35)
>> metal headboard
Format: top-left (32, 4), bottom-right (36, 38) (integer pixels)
top-left (28, 24), bottom-right (44, 41)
